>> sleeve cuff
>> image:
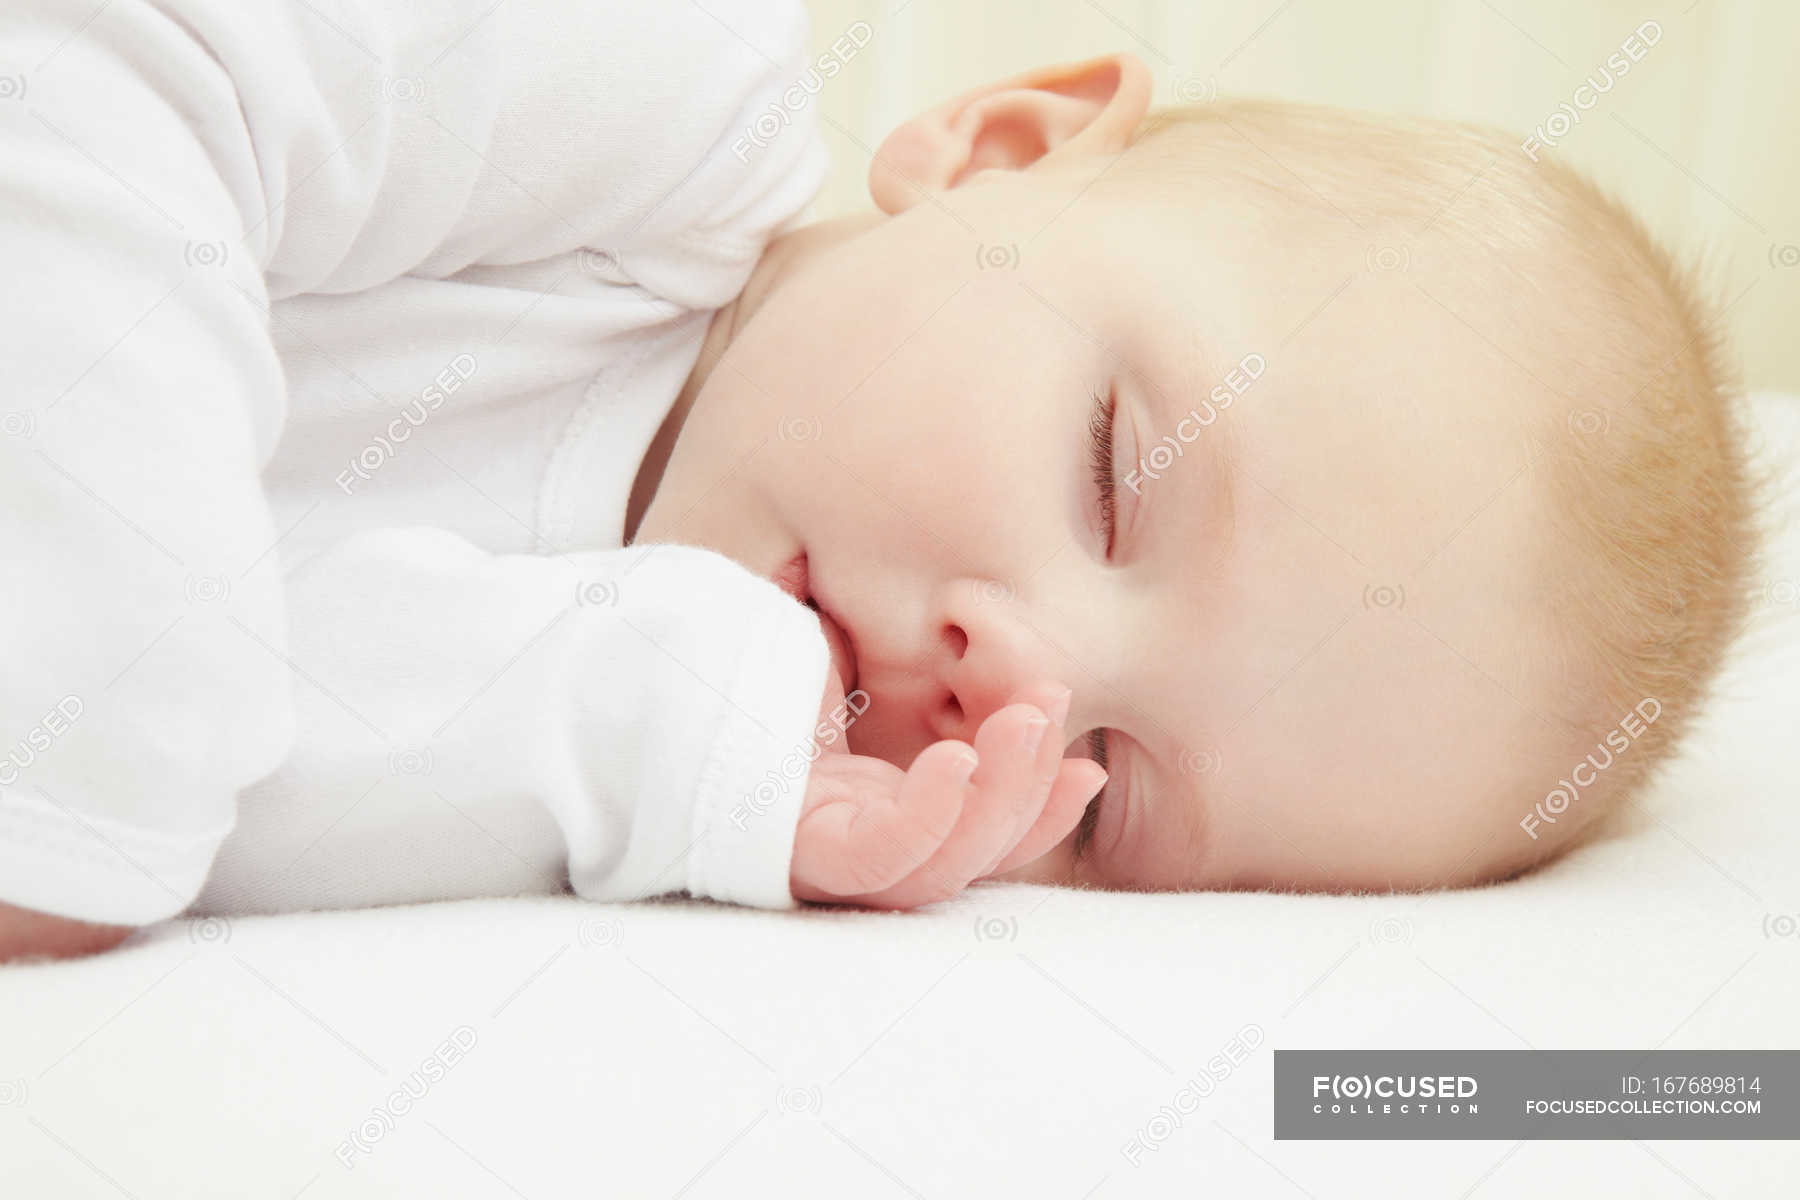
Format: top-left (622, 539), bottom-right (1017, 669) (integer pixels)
top-left (684, 572), bottom-right (830, 909)
top-left (0, 787), bottom-right (229, 925)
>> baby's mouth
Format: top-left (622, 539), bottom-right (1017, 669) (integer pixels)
top-left (773, 552), bottom-right (858, 696)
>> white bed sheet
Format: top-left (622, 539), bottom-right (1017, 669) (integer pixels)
top-left (3, 394), bottom-right (1798, 1199)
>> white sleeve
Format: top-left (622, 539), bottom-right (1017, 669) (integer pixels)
top-left (270, 531), bottom-right (830, 909)
top-left (0, 0), bottom-right (823, 923)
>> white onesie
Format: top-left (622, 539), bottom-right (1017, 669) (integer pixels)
top-left (0, 0), bottom-right (833, 923)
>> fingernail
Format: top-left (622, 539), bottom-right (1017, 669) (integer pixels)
top-left (1046, 686), bottom-right (1071, 726)
top-left (951, 751), bottom-right (979, 784)
top-left (1020, 716), bottom-right (1049, 756)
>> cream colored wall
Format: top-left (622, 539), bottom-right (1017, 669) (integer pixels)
top-left (803, 0), bottom-right (1800, 389)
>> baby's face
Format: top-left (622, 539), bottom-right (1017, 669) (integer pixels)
top-left (639, 154), bottom-right (1574, 893)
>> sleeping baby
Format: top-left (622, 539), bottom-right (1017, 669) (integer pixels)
top-left (0, 0), bottom-right (1749, 959)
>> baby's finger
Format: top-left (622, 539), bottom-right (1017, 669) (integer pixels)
top-left (859, 704), bottom-right (1048, 909)
top-left (791, 745), bottom-right (973, 901)
top-left (983, 757), bottom-right (1106, 877)
top-left (975, 685), bottom-right (1071, 876)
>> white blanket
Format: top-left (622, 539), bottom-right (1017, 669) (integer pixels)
top-left (4, 394), bottom-right (1798, 1198)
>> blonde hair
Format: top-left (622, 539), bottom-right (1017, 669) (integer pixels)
top-left (1119, 99), bottom-right (1756, 855)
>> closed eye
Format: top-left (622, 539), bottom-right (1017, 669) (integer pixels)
top-left (1086, 386), bottom-right (1118, 556)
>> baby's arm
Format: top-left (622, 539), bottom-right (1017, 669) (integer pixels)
top-left (2, 0), bottom-right (823, 937)
top-left (253, 530), bottom-right (836, 910)
top-left (0, 903), bottom-right (132, 965)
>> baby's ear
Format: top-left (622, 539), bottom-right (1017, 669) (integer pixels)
top-left (868, 52), bottom-right (1152, 214)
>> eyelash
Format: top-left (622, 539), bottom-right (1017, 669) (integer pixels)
top-left (1072, 729), bottom-right (1108, 862)
top-left (1086, 387), bottom-right (1118, 556)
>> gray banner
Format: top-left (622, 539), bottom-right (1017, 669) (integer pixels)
top-left (1274, 1050), bottom-right (1800, 1139)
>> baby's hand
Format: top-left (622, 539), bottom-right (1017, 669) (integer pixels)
top-left (789, 671), bottom-right (1105, 908)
